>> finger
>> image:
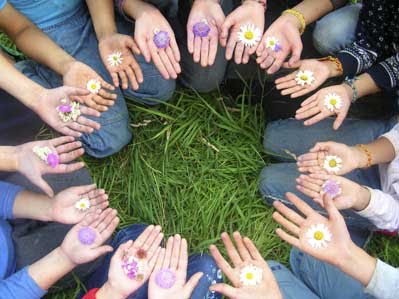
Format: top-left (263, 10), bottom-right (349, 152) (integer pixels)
top-left (126, 37), bottom-right (141, 55)
top-left (141, 225), bottom-right (162, 251)
top-left (99, 216), bottom-right (119, 242)
top-left (276, 79), bottom-right (297, 90)
top-left (220, 17), bottom-right (234, 47)
top-left (296, 100), bottom-right (319, 114)
top-left (286, 192), bottom-right (315, 216)
top-left (309, 173), bottom-right (331, 181)
top-left (276, 228), bottom-right (301, 248)
top-left (268, 49), bottom-right (289, 74)
top-left (187, 23), bottom-right (195, 54)
top-left (50, 136), bottom-right (75, 147)
top-left (178, 238), bottom-right (188, 278)
top-left (58, 148), bottom-right (85, 163)
top-left (287, 28), bottom-right (303, 66)
top-left (272, 212), bottom-right (301, 236)
top-left (242, 237), bottom-right (264, 262)
top-left (200, 38), bottom-right (210, 67)
top-left (260, 54), bottom-right (275, 69)
top-left (87, 187), bottom-right (105, 199)
top-left (67, 122), bottom-right (94, 134)
top-left (295, 106), bottom-right (320, 120)
top-left (34, 177), bottom-right (54, 197)
top-left (50, 161), bottom-right (85, 174)
top-left (130, 58), bottom-right (144, 83)
top-left (136, 37), bottom-right (151, 63)
top-left (333, 111), bottom-right (347, 130)
top-left (81, 212), bottom-right (99, 227)
top-left (225, 32), bottom-right (237, 60)
top-left (118, 70), bottom-right (129, 90)
top-left (63, 86), bottom-right (91, 97)
top-left (117, 240), bottom-right (134, 259)
top-left (59, 127), bottom-right (82, 138)
top-left (301, 174), bottom-right (325, 187)
top-left (125, 67), bottom-right (139, 91)
top-left (296, 177), bottom-right (322, 193)
top-left (193, 36), bottom-right (202, 63)
top-left (55, 140), bottom-right (82, 155)
top-left (147, 232), bottom-right (164, 261)
top-left (304, 112), bottom-right (329, 126)
top-left (301, 93), bottom-right (318, 107)
top-left (97, 209), bottom-right (118, 234)
top-left (232, 231), bottom-right (251, 262)
top-left (170, 234), bottom-right (181, 271)
top-left (148, 42), bottom-right (170, 79)
top-left (221, 232), bottom-right (242, 266)
top-left (323, 194), bottom-right (342, 221)
top-left (208, 35), bottom-right (218, 66)
top-left (281, 85), bottom-right (304, 96)
top-left (183, 272), bottom-right (203, 298)
top-left (297, 152), bottom-right (318, 163)
top-left (92, 245), bottom-right (114, 259)
top-left (134, 225), bottom-right (155, 248)
top-left (148, 247), bottom-right (162, 271)
top-left (153, 247), bottom-right (166, 273)
top-left (91, 208), bottom-right (112, 228)
top-left (169, 33), bottom-right (181, 62)
top-left (234, 42), bottom-right (245, 64)
top-left (166, 47), bottom-right (181, 74)
top-left (242, 46), bottom-right (251, 64)
top-left (292, 87), bottom-right (317, 98)
top-left (296, 184), bottom-right (321, 199)
top-left (272, 200), bottom-right (305, 225)
top-left (73, 184), bottom-right (97, 195)
top-left (209, 283), bottom-right (238, 297)
top-left (209, 245), bottom-right (238, 285)
top-left (159, 50), bottom-right (177, 79)
top-left (92, 94), bottom-right (115, 107)
top-left (98, 78), bottom-right (115, 91)
top-left (110, 71), bottom-right (120, 88)
top-left (79, 105), bottom-right (101, 118)
top-left (275, 72), bottom-right (297, 85)
top-left (163, 236), bottom-right (174, 269)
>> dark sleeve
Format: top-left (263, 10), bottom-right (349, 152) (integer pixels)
top-left (0, 181), bottom-right (23, 220)
top-left (366, 53), bottom-right (399, 90)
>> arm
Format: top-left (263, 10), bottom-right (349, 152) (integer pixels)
top-left (86, 0), bottom-right (117, 40)
top-left (291, 0), bottom-right (335, 26)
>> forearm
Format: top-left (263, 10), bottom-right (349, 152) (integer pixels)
top-left (292, 0), bottom-right (334, 25)
top-left (122, 0), bottom-right (157, 20)
top-left (96, 281), bottom-right (126, 299)
top-left (353, 137), bottom-right (396, 168)
top-left (28, 247), bottom-right (76, 291)
top-left (86, 0), bottom-right (117, 39)
top-left (0, 146), bottom-right (18, 172)
top-left (13, 190), bottom-right (53, 221)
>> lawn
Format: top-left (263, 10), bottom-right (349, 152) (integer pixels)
top-left (46, 87), bottom-right (399, 298)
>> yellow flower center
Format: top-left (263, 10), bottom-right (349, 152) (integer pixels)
top-left (80, 203), bottom-right (86, 209)
top-left (300, 75), bottom-right (308, 81)
top-left (269, 40), bottom-right (275, 46)
top-left (314, 231), bottom-right (324, 241)
top-left (246, 272), bottom-right (254, 280)
top-left (244, 31), bottom-right (254, 40)
top-left (113, 56), bottom-right (118, 61)
top-left (330, 98), bottom-right (337, 106)
top-left (329, 159), bottom-right (337, 168)
top-left (91, 84), bottom-right (97, 90)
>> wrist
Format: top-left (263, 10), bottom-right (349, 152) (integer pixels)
top-left (242, 0), bottom-right (266, 10)
top-left (96, 281), bottom-right (126, 299)
top-left (97, 27), bottom-right (117, 41)
top-left (60, 58), bottom-right (78, 76)
top-left (126, 0), bottom-right (158, 20)
top-left (351, 145), bottom-right (368, 169)
top-left (0, 146), bottom-right (19, 172)
top-left (54, 247), bottom-right (78, 270)
top-left (353, 185), bottom-right (371, 211)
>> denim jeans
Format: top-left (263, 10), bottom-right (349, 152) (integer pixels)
top-left (80, 224), bottom-right (222, 299)
top-left (14, 4), bottom-right (175, 158)
top-left (258, 117), bottom-right (397, 245)
top-left (277, 248), bottom-right (375, 299)
top-left (313, 3), bottom-right (362, 55)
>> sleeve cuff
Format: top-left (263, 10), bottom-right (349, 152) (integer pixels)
top-left (356, 187), bottom-right (379, 219)
top-left (337, 51), bottom-right (360, 78)
top-left (366, 62), bottom-right (397, 91)
top-left (381, 124), bottom-right (399, 157)
top-left (20, 267), bottom-right (47, 298)
top-left (0, 181), bottom-right (23, 220)
top-left (365, 259), bottom-right (399, 298)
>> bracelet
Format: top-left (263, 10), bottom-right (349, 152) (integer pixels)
top-left (242, 0), bottom-right (267, 10)
top-left (282, 9), bottom-right (306, 34)
top-left (343, 76), bottom-right (359, 103)
top-left (318, 56), bottom-right (343, 74)
top-left (82, 288), bottom-right (100, 299)
top-left (357, 144), bottom-right (372, 168)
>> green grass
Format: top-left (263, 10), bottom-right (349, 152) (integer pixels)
top-left (45, 88), bottom-right (399, 298)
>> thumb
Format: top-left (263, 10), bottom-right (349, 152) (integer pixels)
top-left (323, 193), bottom-right (341, 221)
top-left (34, 176), bottom-right (54, 197)
top-left (209, 283), bottom-right (238, 297)
top-left (220, 15), bottom-right (235, 46)
top-left (127, 37), bottom-right (141, 55)
top-left (92, 245), bottom-right (114, 260)
top-left (183, 272), bottom-right (203, 297)
top-left (333, 110), bottom-right (347, 130)
top-left (287, 28), bottom-right (303, 66)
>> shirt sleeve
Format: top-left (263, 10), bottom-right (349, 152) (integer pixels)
top-left (0, 181), bottom-right (23, 220)
top-left (381, 123), bottom-right (399, 158)
top-left (0, 267), bottom-right (47, 299)
top-left (0, 0), bottom-right (6, 10)
top-left (365, 53), bottom-right (399, 91)
top-left (365, 259), bottom-right (399, 299)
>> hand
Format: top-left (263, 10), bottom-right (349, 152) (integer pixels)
top-left (63, 61), bottom-right (117, 112)
top-left (275, 59), bottom-right (331, 98)
top-left (296, 173), bottom-right (371, 211)
top-left (256, 13), bottom-right (302, 74)
top-left (51, 184), bottom-right (109, 224)
top-left (60, 208), bottom-right (119, 265)
top-left (187, 0), bottom-right (225, 67)
top-left (99, 33), bottom-right (143, 90)
top-left (103, 225), bottom-right (164, 299)
top-left (297, 141), bottom-right (365, 175)
top-left (32, 86), bottom-right (101, 137)
top-left (149, 235), bottom-right (203, 299)
top-left (209, 232), bottom-right (282, 299)
top-left (15, 136), bottom-right (85, 197)
top-left (221, 1), bottom-right (265, 64)
top-left (295, 84), bottom-right (352, 130)
top-left (134, 3), bottom-right (181, 80)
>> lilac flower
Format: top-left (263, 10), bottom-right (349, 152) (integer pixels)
top-left (322, 180), bottom-right (342, 198)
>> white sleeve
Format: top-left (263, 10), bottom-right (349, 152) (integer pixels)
top-left (365, 259), bottom-right (399, 299)
top-left (381, 123), bottom-right (399, 158)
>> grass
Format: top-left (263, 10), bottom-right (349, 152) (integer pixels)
top-left (44, 87), bottom-right (399, 298)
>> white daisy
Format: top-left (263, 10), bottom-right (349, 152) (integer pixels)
top-left (75, 198), bottom-right (91, 211)
top-left (239, 264), bottom-right (263, 286)
top-left (295, 70), bottom-right (315, 86)
top-left (107, 51), bottom-right (123, 67)
top-left (86, 79), bottom-right (102, 94)
top-left (265, 36), bottom-right (280, 51)
top-left (305, 223), bottom-right (332, 249)
top-left (238, 24), bottom-right (262, 47)
top-left (323, 155), bottom-right (343, 173)
top-left (324, 93), bottom-right (343, 112)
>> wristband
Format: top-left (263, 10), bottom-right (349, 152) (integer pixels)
top-left (282, 9), bottom-right (306, 34)
top-left (357, 144), bottom-right (372, 168)
top-left (82, 288), bottom-right (100, 299)
top-left (318, 56), bottom-right (343, 74)
top-left (343, 76), bottom-right (359, 103)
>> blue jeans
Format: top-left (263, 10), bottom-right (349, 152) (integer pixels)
top-left (258, 117), bottom-right (397, 245)
top-left (313, 3), bottom-right (362, 55)
top-left (269, 248), bottom-right (375, 299)
top-left (80, 224), bottom-right (222, 299)
top-left (15, 4), bottom-right (175, 158)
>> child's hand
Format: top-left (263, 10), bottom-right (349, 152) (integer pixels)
top-left (297, 141), bottom-right (366, 175)
top-left (149, 235), bottom-right (203, 299)
top-left (15, 136), bottom-right (85, 197)
top-left (98, 33), bottom-right (143, 90)
top-left (296, 173), bottom-right (371, 211)
top-left (221, 1), bottom-right (265, 64)
top-left (275, 59), bottom-right (331, 98)
top-left (51, 184), bottom-right (109, 224)
top-left (187, 0), bottom-right (225, 67)
top-left (295, 84), bottom-right (352, 130)
top-left (60, 208), bottom-right (119, 266)
top-left (209, 232), bottom-right (282, 299)
top-left (99, 225), bottom-right (164, 299)
top-left (63, 61), bottom-right (116, 113)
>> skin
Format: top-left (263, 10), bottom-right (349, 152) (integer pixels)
top-left (209, 232), bottom-right (282, 299)
top-left (273, 192), bottom-right (377, 287)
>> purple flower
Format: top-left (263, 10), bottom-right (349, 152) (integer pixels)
top-left (58, 104), bottom-right (72, 113)
top-left (153, 31), bottom-right (170, 49)
top-left (155, 269), bottom-right (176, 289)
top-left (193, 21), bottom-right (211, 38)
top-left (46, 153), bottom-right (59, 168)
top-left (78, 227), bottom-right (96, 245)
top-left (122, 257), bottom-right (140, 280)
top-left (274, 43), bottom-right (282, 52)
top-left (322, 180), bottom-right (341, 198)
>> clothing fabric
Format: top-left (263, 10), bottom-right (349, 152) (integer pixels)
top-left (79, 224), bottom-right (223, 299)
top-left (0, 0), bottom-right (5, 10)
top-left (0, 181), bottom-right (47, 299)
top-left (337, 0), bottom-right (399, 91)
top-left (356, 123), bottom-right (399, 231)
top-left (10, 0), bottom-right (175, 158)
top-left (366, 259), bottom-right (399, 299)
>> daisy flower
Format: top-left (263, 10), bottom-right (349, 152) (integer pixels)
top-left (323, 155), bottom-right (343, 173)
top-left (295, 70), bottom-right (315, 86)
top-left (324, 93), bottom-right (343, 112)
top-left (86, 79), bottom-right (102, 94)
top-left (306, 223), bottom-right (332, 249)
top-left (238, 24), bottom-right (262, 47)
top-left (265, 36), bottom-right (281, 52)
top-left (322, 180), bottom-right (342, 198)
top-left (107, 51), bottom-right (123, 67)
top-left (75, 198), bottom-right (91, 211)
top-left (239, 264), bottom-right (263, 286)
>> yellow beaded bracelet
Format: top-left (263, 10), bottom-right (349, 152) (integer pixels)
top-left (357, 144), bottom-right (373, 168)
top-left (282, 9), bottom-right (306, 34)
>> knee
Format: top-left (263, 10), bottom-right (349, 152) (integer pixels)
top-left (114, 224), bottom-right (148, 243)
top-left (180, 66), bottom-right (225, 93)
top-left (150, 78), bottom-right (176, 103)
top-left (259, 165), bottom-right (285, 206)
top-left (189, 254), bottom-right (222, 282)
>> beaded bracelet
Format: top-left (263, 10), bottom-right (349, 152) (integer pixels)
top-left (343, 76), bottom-right (359, 103)
top-left (357, 144), bottom-right (372, 168)
top-left (318, 56), bottom-right (343, 74)
top-left (282, 9), bottom-right (306, 34)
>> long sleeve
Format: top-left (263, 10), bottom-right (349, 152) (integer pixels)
top-left (0, 181), bottom-right (22, 220)
top-left (366, 53), bottom-right (399, 91)
top-left (0, 267), bottom-right (47, 299)
top-left (365, 259), bottom-right (399, 299)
